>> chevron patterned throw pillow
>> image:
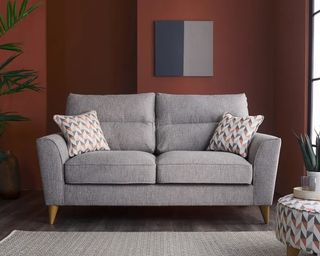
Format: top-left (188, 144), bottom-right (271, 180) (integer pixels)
top-left (53, 111), bottom-right (110, 157)
top-left (207, 113), bottom-right (264, 157)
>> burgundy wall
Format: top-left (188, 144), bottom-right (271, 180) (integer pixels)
top-left (47, 0), bottom-right (137, 133)
top-left (274, 0), bottom-right (309, 195)
top-left (0, 0), bottom-right (137, 189)
top-left (0, 0), bottom-right (46, 189)
top-left (137, 0), bottom-right (276, 133)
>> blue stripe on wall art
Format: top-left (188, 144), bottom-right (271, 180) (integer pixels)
top-left (154, 21), bottom-right (184, 76)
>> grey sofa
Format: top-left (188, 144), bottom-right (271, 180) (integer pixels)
top-left (37, 93), bottom-right (281, 225)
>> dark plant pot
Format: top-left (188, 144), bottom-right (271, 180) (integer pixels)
top-left (0, 151), bottom-right (20, 199)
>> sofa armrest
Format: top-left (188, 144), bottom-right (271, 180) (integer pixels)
top-left (37, 134), bottom-right (69, 205)
top-left (248, 133), bottom-right (281, 205)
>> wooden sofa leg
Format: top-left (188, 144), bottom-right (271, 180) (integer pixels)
top-left (259, 206), bottom-right (270, 224)
top-left (48, 205), bottom-right (59, 225)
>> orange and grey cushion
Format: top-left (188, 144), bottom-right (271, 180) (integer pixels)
top-left (207, 112), bottom-right (264, 157)
top-left (53, 110), bottom-right (110, 157)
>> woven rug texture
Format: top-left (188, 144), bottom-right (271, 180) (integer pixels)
top-left (0, 231), bottom-right (286, 256)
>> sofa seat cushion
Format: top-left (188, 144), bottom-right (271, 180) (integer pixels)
top-left (157, 151), bottom-right (252, 184)
top-left (65, 151), bottom-right (156, 184)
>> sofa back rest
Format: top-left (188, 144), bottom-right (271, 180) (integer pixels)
top-left (66, 93), bottom-right (156, 153)
top-left (156, 93), bottom-right (249, 153)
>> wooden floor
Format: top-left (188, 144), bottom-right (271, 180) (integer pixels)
top-left (0, 191), bottom-right (278, 240)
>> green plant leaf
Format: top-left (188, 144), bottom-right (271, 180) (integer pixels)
top-left (2, 69), bottom-right (37, 77)
top-left (305, 134), bottom-right (316, 169)
top-left (0, 67), bottom-right (40, 95)
top-left (0, 53), bottom-right (21, 70)
top-left (296, 134), bottom-right (313, 170)
top-left (13, 0), bottom-right (17, 23)
top-left (0, 113), bottom-right (28, 138)
top-left (0, 43), bottom-right (22, 52)
top-left (24, 3), bottom-right (40, 17)
top-left (0, 0), bottom-right (41, 38)
top-left (316, 131), bottom-right (320, 171)
top-left (0, 15), bottom-right (8, 34)
top-left (18, 0), bottom-right (28, 18)
top-left (0, 112), bottom-right (29, 122)
top-left (7, 1), bottom-right (12, 28)
top-left (293, 130), bottom-right (300, 140)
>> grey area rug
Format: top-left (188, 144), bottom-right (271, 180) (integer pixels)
top-left (0, 231), bottom-right (286, 256)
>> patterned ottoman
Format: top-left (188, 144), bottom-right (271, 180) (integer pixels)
top-left (276, 194), bottom-right (320, 256)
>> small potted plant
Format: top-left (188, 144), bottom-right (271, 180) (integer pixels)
top-left (295, 132), bottom-right (320, 191)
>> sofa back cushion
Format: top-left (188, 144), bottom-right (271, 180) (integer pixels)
top-left (66, 93), bottom-right (155, 153)
top-left (156, 93), bottom-right (249, 153)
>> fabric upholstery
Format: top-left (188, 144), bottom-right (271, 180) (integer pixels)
top-left (247, 133), bottom-right (281, 205)
top-left (64, 184), bottom-right (254, 206)
top-left (37, 132), bottom-right (280, 207)
top-left (54, 111), bottom-right (110, 157)
top-left (156, 93), bottom-right (249, 153)
top-left (207, 113), bottom-right (264, 157)
top-left (37, 93), bottom-right (281, 209)
top-left (66, 93), bottom-right (155, 153)
top-left (157, 151), bottom-right (252, 184)
top-left (65, 151), bottom-right (156, 184)
top-left (36, 134), bottom-right (69, 205)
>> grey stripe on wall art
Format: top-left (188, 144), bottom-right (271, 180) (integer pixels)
top-left (155, 21), bottom-right (213, 77)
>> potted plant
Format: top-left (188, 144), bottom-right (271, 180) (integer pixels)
top-left (0, 0), bottom-right (40, 199)
top-left (295, 132), bottom-right (320, 191)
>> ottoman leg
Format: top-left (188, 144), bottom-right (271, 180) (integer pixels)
top-left (287, 245), bottom-right (300, 256)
